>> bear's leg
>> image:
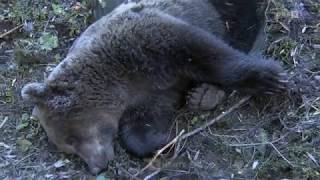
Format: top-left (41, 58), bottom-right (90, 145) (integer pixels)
top-left (194, 55), bottom-right (287, 95)
top-left (179, 26), bottom-right (287, 94)
top-left (119, 92), bottom-right (179, 157)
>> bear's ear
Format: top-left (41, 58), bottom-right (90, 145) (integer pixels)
top-left (21, 82), bottom-right (48, 104)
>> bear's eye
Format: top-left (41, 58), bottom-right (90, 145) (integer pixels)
top-left (65, 136), bottom-right (79, 146)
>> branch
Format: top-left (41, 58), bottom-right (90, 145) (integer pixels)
top-left (0, 24), bottom-right (23, 39)
top-left (134, 130), bottom-right (185, 177)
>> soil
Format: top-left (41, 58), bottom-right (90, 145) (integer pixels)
top-left (0, 0), bottom-right (319, 179)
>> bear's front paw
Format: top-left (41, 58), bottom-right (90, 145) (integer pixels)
top-left (187, 84), bottom-right (225, 111)
top-left (240, 62), bottom-right (288, 95)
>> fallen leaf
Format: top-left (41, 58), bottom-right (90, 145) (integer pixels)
top-left (38, 32), bottom-right (59, 51)
top-left (16, 139), bottom-right (32, 152)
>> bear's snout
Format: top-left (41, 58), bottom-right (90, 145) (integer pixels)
top-left (77, 138), bottom-right (115, 174)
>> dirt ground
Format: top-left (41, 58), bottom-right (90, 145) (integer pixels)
top-left (0, 0), bottom-right (320, 179)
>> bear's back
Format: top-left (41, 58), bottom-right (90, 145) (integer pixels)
top-left (141, 0), bottom-right (225, 38)
top-left (47, 0), bottom-right (226, 89)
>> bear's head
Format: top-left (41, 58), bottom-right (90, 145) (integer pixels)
top-left (21, 82), bottom-right (120, 174)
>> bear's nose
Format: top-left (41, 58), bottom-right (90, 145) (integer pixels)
top-left (86, 156), bottom-right (110, 174)
top-left (86, 150), bottom-right (114, 174)
top-left (88, 164), bottom-right (106, 175)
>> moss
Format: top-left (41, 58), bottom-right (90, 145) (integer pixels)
top-left (8, 0), bottom-right (92, 38)
top-left (8, 0), bottom-right (49, 23)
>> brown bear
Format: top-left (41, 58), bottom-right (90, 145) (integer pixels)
top-left (21, 0), bottom-right (286, 174)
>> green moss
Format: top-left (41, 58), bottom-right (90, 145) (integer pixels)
top-left (8, 0), bottom-right (91, 38)
top-left (8, 0), bottom-right (49, 23)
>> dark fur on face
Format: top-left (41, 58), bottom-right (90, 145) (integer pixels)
top-left (21, 0), bottom-right (286, 174)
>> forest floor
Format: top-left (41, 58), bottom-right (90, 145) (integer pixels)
top-left (0, 0), bottom-right (320, 179)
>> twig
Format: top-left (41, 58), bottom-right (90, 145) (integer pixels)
top-left (0, 24), bottom-right (23, 39)
top-left (306, 152), bottom-right (319, 166)
top-left (228, 132), bottom-right (289, 147)
top-left (0, 116), bottom-right (8, 129)
top-left (181, 96), bottom-right (251, 140)
top-left (228, 133), bottom-right (294, 167)
top-left (112, 166), bottom-right (141, 180)
top-left (14, 153), bottom-right (36, 165)
top-left (144, 134), bottom-right (186, 180)
top-left (269, 142), bottom-right (294, 167)
top-left (43, 16), bottom-right (55, 32)
top-left (228, 142), bottom-right (269, 147)
top-left (0, 142), bottom-right (11, 149)
top-left (144, 169), bottom-right (161, 180)
top-left (134, 130), bottom-right (185, 177)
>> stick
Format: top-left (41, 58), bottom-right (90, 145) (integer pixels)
top-left (269, 142), bottom-right (294, 167)
top-left (144, 134), bottom-right (185, 180)
top-left (144, 169), bottom-right (161, 180)
top-left (111, 166), bottom-right (141, 180)
top-left (228, 133), bottom-right (293, 167)
top-left (0, 116), bottom-right (8, 129)
top-left (0, 24), bottom-right (23, 39)
top-left (0, 142), bottom-right (10, 149)
top-left (134, 130), bottom-right (185, 177)
top-left (228, 132), bottom-right (289, 147)
top-left (181, 95), bottom-right (251, 140)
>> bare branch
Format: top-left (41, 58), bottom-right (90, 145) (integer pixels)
top-left (134, 130), bottom-right (185, 177)
top-left (0, 24), bottom-right (23, 39)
